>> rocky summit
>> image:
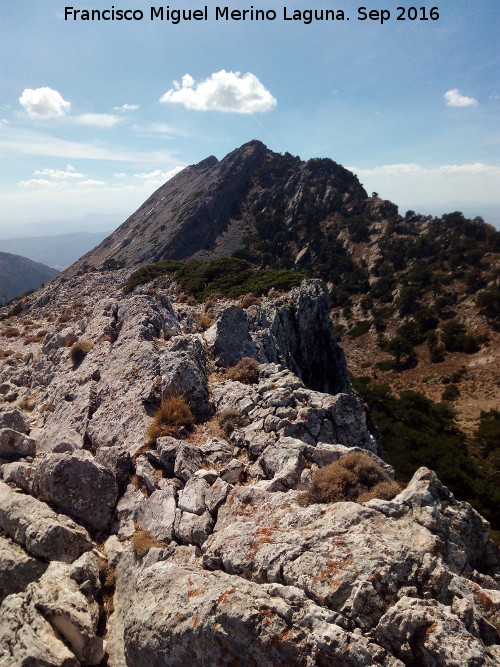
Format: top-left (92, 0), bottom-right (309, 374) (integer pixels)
top-left (0, 262), bottom-right (498, 666)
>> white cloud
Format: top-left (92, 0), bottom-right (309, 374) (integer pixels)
top-left (444, 88), bottom-right (478, 107)
top-left (114, 172), bottom-right (127, 178)
top-left (113, 104), bottom-right (140, 111)
top-left (19, 178), bottom-right (62, 189)
top-left (134, 166), bottom-right (184, 188)
top-left (133, 122), bottom-right (179, 135)
top-left (73, 113), bottom-right (121, 128)
top-left (0, 127), bottom-right (179, 163)
top-left (347, 162), bottom-right (500, 211)
top-left (19, 87), bottom-right (71, 118)
top-left (34, 165), bottom-right (85, 179)
top-left (77, 179), bottom-right (107, 187)
top-left (134, 167), bottom-right (182, 180)
top-left (160, 70), bottom-right (276, 113)
top-left (350, 163), bottom-right (500, 179)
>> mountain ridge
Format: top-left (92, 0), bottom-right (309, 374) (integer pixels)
top-left (0, 251), bottom-right (59, 304)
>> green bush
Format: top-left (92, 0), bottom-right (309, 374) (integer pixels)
top-left (352, 378), bottom-right (500, 528)
top-left (347, 320), bottom-right (371, 339)
top-left (441, 320), bottom-right (480, 353)
top-left (122, 260), bottom-right (182, 293)
top-left (442, 384), bottom-right (460, 401)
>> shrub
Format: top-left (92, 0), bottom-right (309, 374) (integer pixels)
top-left (441, 320), bottom-right (480, 353)
top-left (225, 357), bottom-right (260, 384)
top-left (347, 320), bottom-right (371, 339)
top-left (306, 452), bottom-right (397, 504)
top-left (69, 340), bottom-right (94, 364)
top-left (131, 528), bottom-right (165, 557)
top-left (240, 295), bottom-right (262, 309)
top-left (218, 409), bottom-right (246, 436)
top-left (122, 260), bottom-right (182, 294)
top-left (146, 394), bottom-right (194, 443)
top-left (357, 480), bottom-right (401, 503)
top-left (442, 384), bottom-right (460, 401)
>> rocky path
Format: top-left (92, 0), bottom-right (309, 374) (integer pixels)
top-left (0, 273), bottom-right (498, 665)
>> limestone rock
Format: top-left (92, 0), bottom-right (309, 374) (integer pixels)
top-left (0, 535), bottom-right (46, 603)
top-left (0, 481), bottom-right (91, 562)
top-left (0, 408), bottom-right (29, 434)
top-left (0, 428), bottom-right (36, 459)
top-left (32, 450), bottom-right (119, 533)
top-left (0, 553), bottom-right (104, 666)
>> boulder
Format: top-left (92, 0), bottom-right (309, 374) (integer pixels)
top-left (0, 481), bottom-right (91, 562)
top-left (32, 450), bottom-right (119, 532)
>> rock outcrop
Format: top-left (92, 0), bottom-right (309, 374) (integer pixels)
top-left (0, 269), bottom-right (498, 666)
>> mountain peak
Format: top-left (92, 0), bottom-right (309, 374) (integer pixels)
top-left (64, 141), bottom-right (364, 276)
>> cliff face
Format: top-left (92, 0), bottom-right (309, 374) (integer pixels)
top-left (65, 140), bottom-right (366, 276)
top-left (0, 270), bottom-right (498, 666)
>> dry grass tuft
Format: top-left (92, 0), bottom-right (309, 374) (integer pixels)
top-left (19, 394), bottom-right (37, 412)
top-left (240, 295), bottom-right (262, 309)
top-left (0, 349), bottom-right (15, 359)
top-left (226, 357), bottom-right (260, 384)
top-left (357, 480), bottom-right (401, 503)
top-left (131, 528), bottom-right (165, 557)
top-left (195, 313), bottom-right (214, 331)
top-left (305, 452), bottom-right (399, 505)
top-left (3, 327), bottom-right (20, 338)
top-left (69, 340), bottom-right (94, 365)
top-left (146, 394), bottom-right (194, 443)
top-left (218, 408), bottom-right (247, 437)
top-left (64, 333), bottom-right (78, 347)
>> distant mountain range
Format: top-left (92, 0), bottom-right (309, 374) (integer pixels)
top-left (0, 231), bottom-right (110, 270)
top-left (0, 251), bottom-right (59, 304)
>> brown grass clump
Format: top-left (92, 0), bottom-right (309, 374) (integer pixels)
top-left (306, 452), bottom-right (398, 505)
top-left (195, 313), bottom-right (214, 331)
top-left (64, 333), bottom-right (78, 347)
top-left (3, 327), bottom-right (20, 337)
top-left (357, 480), bottom-right (401, 503)
top-left (40, 401), bottom-right (55, 413)
top-left (0, 349), bottom-right (15, 359)
top-left (240, 295), bottom-right (262, 309)
top-left (69, 340), bottom-right (94, 364)
top-left (218, 408), bottom-right (247, 437)
top-left (146, 394), bottom-right (195, 443)
top-left (225, 357), bottom-right (260, 384)
top-left (23, 330), bottom-right (47, 345)
top-left (131, 528), bottom-right (165, 557)
top-left (19, 394), bottom-right (37, 412)
top-left (56, 312), bottom-right (72, 324)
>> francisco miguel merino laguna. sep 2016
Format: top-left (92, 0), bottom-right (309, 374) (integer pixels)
top-left (64, 6), bottom-right (409, 24)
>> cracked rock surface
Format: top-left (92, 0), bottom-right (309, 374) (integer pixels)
top-left (0, 271), bottom-right (498, 666)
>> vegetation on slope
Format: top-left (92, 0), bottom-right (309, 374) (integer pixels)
top-left (353, 376), bottom-right (500, 529)
top-left (123, 257), bottom-right (304, 300)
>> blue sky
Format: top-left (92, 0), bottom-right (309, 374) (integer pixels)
top-left (1, 0), bottom-right (499, 236)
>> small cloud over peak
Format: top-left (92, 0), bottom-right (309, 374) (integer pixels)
top-left (73, 113), bottom-right (121, 128)
top-left (77, 179), bottom-right (107, 187)
top-left (444, 88), bottom-right (478, 107)
top-left (160, 70), bottom-right (277, 113)
top-left (133, 166), bottom-right (184, 188)
top-left (19, 178), bottom-right (62, 189)
top-left (19, 87), bottom-right (71, 118)
top-left (34, 165), bottom-right (85, 179)
top-left (113, 103), bottom-right (140, 111)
